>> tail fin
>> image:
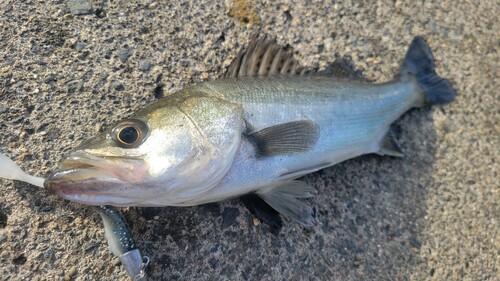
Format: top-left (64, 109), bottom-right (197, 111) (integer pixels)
top-left (400, 37), bottom-right (456, 105)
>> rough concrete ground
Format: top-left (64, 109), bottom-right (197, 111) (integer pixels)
top-left (0, 0), bottom-right (498, 280)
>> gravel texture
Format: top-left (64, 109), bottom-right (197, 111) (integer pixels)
top-left (0, 1), bottom-right (498, 280)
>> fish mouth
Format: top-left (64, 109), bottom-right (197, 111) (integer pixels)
top-left (45, 152), bottom-right (149, 205)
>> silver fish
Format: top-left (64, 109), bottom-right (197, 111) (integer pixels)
top-left (45, 35), bottom-right (456, 226)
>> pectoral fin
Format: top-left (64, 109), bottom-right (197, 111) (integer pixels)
top-left (257, 181), bottom-right (316, 227)
top-left (246, 120), bottom-right (320, 157)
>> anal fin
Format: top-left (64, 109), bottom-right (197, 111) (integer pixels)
top-left (246, 120), bottom-right (320, 157)
top-left (376, 133), bottom-right (404, 157)
top-left (257, 181), bottom-right (316, 227)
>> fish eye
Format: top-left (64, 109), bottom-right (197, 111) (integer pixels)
top-left (118, 127), bottom-right (139, 144)
top-left (112, 119), bottom-right (149, 148)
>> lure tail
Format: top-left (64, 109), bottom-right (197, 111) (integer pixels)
top-left (0, 152), bottom-right (45, 187)
top-left (400, 36), bottom-right (456, 106)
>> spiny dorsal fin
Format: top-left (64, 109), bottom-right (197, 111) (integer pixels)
top-left (225, 34), bottom-right (317, 78)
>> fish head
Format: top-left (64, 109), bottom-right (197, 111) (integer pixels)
top-left (45, 95), bottom-right (244, 206)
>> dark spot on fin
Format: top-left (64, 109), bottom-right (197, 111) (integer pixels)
top-left (246, 120), bottom-right (320, 157)
top-left (225, 34), bottom-right (317, 78)
top-left (257, 181), bottom-right (316, 227)
top-left (240, 193), bottom-right (283, 228)
top-left (376, 132), bottom-right (404, 157)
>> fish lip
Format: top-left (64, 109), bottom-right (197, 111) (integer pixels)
top-left (57, 151), bottom-right (114, 170)
top-left (52, 151), bottom-right (146, 180)
top-left (44, 167), bottom-right (114, 192)
top-left (45, 151), bottom-right (148, 202)
top-left (45, 169), bottom-right (136, 205)
top-left (45, 151), bottom-right (116, 189)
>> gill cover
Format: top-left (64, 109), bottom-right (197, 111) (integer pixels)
top-left (165, 94), bottom-right (245, 203)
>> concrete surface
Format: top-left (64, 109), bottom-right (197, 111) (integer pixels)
top-left (0, 0), bottom-right (498, 280)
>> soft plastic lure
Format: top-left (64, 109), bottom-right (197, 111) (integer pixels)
top-left (0, 152), bottom-right (149, 280)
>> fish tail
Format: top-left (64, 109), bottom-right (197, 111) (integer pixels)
top-left (400, 36), bottom-right (456, 106)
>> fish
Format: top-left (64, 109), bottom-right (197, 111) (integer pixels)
top-left (43, 35), bottom-right (456, 227)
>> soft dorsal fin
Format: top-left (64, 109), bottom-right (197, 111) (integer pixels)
top-left (225, 34), bottom-right (317, 78)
